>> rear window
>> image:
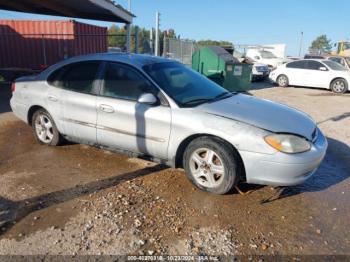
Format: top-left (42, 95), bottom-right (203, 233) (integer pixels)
top-left (48, 61), bottom-right (100, 94)
top-left (286, 60), bottom-right (307, 69)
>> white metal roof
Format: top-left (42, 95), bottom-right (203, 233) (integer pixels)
top-left (0, 0), bottom-right (135, 24)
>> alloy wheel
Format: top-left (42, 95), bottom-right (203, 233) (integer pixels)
top-left (333, 80), bottom-right (345, 93)
top-left (278, 76), bottom-right (287, 86)
top-left (35, 114), bottom-right (54, 143)
top-left (189, 148), bottom-right (225, 188)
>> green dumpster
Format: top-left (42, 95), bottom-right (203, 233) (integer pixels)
top-left (192, 46), bottom-right (252, 92)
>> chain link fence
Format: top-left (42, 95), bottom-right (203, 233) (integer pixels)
top-left (163, 38), bottom-right (198, 66)
top-left (107, 33), bottom-right (152, 54)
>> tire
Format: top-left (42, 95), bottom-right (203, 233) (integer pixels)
top-left (330, 78), bottom-right (348, 94)
top-left (277, 74), bottom-right (289, 87)
top-left (183, 136), bottom-right (241, 195)
top-left (31, 109), bottom-right (63, 146)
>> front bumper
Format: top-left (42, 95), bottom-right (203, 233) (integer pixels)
top-left (240, 129), bottom-right (328, 186)
top-left (253, 71), bottom-right (269, 77)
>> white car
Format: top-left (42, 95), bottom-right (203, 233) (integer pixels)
top-left (252, 63), bottom-right (270, 81)
top-left (269, 59), bottom-right (349, 94)
top-left (246, 49), bottom-right (289, 69)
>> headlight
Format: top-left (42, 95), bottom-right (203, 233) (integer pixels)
top-left (264, 134), bottom-right (311, 154)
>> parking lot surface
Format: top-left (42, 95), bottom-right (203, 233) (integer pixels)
top-left (0, 83), bottom-right (349, 255)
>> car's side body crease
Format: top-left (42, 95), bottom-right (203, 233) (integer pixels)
top-left (63, 118), bottom-right (166, 143)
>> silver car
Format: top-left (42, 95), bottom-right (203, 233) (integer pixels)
top-left (10, 53), bottom-right (328, 194)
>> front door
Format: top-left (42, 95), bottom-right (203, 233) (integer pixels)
top-left (303, 60), bottom-right (331, 89)
top-left (285, 60), bottom-right (308, 86)
top-left (96, 62), bottom-right (171, 159)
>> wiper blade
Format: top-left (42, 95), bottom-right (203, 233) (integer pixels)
top-left (209, 92), bottom-right (235, 103)
top-left (183, 98), bottom-right (211, 105)
top-left (183, 92), bottom-right (238, 106)
top-left (214, 92), bottom-right (230, 99)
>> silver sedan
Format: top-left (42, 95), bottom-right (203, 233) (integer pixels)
top-left (10, 53), bottom-right (328, 194)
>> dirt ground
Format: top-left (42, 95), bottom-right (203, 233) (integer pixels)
top-left (0, 82), bottom-right (349, 256)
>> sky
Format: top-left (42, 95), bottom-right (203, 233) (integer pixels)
top-left (0, 0), bottom-right (349, 56)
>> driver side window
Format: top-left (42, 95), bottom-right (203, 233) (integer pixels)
top-left (306, 60), bottom-right (324, 70)
top-left (102, 62), bottom-right (159, 101)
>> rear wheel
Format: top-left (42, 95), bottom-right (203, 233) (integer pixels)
top-left (277, 74), bottom-right (289, 87)
top-left (330, 79), bottom-right (348, 94)
top-left (183, 136), bottom-right (241, 195)
top-left (32, 109), bottom-right (63, 146)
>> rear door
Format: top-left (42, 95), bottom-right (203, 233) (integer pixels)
top-left (48, 61), bottom-right (101, 144)
top-left (96, 62), bottom-right (171, 159)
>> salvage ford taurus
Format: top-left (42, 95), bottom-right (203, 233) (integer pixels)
top-left (10, 53), bottom-right (328, 194)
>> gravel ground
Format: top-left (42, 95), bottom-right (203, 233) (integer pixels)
top-left (0, 83), bottom-right (349, 256)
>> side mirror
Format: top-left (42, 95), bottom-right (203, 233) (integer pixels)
top-left (319, 66), bottom-right (327, 71)
top-left (138, 93), bottom-right (158, 105)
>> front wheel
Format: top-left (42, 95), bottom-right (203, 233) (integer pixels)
top-left (183, 137), bottom-right (241, 195)
top-left (32, 109), bottom-right (63, 146)
top-left (330, 79), bottom-right (348, 94)
top-left (277, 74), bottom-right (289, 87)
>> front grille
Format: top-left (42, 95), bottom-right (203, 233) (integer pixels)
top-left (256, 66), bottom-right (269, 72)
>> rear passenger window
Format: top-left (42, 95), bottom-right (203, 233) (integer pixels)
top-left (102, 62), bottom-right (159, 101)
top-left (48, 61), bottom-right (100, 94)
top-left (286, 61), bottom-right (307, 69)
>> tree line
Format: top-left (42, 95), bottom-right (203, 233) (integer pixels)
top-left (107, 24), bottom-right (178, 54)
top-left (107, 24), bottom-right (233, 53)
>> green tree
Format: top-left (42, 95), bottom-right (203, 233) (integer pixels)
top-left (309, 35), bottom-right (332, 54)
top-left (197, 39), bottom-right (233, 47)
top-left (107, 24), bottom-right (126, 48)
top-left (107, 24), bottom-right (177, 54)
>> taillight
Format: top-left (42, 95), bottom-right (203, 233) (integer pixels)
top-left (11, 82), bottom-right (16, 92)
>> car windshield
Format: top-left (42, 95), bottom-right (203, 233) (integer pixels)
top-left (346, 57), bottom-right (350, 65)
top-left (143, 62), bottom-right (233, 107)
top-left (323, 60), bottom-right (348, 71)
top-left (260, 50), bottom-right (277, 59)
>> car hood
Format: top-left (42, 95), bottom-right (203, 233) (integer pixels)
top-left (197, 94), bottom-right (316, 140)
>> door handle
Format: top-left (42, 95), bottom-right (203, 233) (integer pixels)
top-left (48, 95), bottom-right (58, 102)
top-left (99, 104), bottom-right (114, 113)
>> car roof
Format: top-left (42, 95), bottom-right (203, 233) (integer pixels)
top-left (54, 52), bottom-right (173, 70)
top-left (301, 59), bottom-right (325, 62)
top-left (288, 59), bottom-right (328, 63)
top-left (40, 52), bottom-right (175, 78)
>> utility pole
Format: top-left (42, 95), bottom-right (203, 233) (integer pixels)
top-left (150, 28), bottom-right (154, 55)
top-left (155, 11), bottom-right (160, 56)
top-left (298, 31), bottom-right (304, 57)
top-left (126, 0), bottom-right (132, 53)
